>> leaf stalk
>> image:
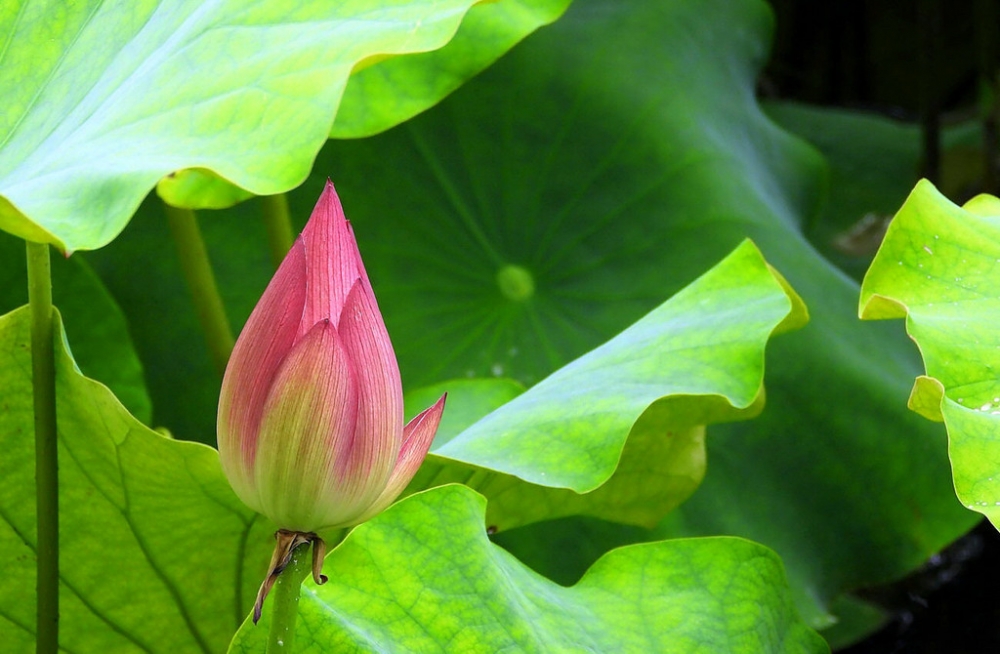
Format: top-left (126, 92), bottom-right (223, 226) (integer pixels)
top-left (261, 194), bottom-right (295, 269)
top-left (164, 203), bottom-right (235, 376)
top-left (27, 240), bottom-right (58, 654)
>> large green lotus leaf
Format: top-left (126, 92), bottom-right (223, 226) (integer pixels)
top-left (0, 307), bottom-right (274, 652)
top-left (310, 0), bottom-right (977, 630)
top-left (404, 240), bottom-right (806, 531)
top-left (0, 0), bottom-right (568, 252)
top-left (860, 179), bottom-right (1000, 528)
top-left (0, 232), bottom-right (151, 422)
top-left (81, 0), bottom-right (976, 632)
top-left (230, 485), bottom-right (828, 654)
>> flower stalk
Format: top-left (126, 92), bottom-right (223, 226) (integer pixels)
top-left (265, 537), bottom-right (313, 653)
top-left (27, 240), bottom-right (58, 654)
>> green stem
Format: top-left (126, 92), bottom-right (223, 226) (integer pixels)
top-left (164, 203), bottom-right (235, 377)
top-left (27, 241), bottom-right (58, 654)
top-left (266, 542), bottom-right (311, 653)
top-left (260, 194), bottom-right (295, 269)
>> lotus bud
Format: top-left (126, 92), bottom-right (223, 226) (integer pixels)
top-left (217, 180), bottom-right (445, 621)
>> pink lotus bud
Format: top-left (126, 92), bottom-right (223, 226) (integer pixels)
top-left (218, 180), bottom-right (445, 533)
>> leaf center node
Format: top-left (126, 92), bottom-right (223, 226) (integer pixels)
top-left (496, 265), bottom-right (534, 302)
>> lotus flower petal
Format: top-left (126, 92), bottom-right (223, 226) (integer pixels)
top-left (254, 319), bottom-right (358, 531)
top-left (328, 279), bottom-right (404, 514)
top-left (353, 394), bottom-right (447, 525)
top-left (218, 237), bottom-right (306, 500)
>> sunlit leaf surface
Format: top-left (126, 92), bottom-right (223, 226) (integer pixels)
top-left (0, 307), bottom-right (273, 652)
top-left (0, 0), bottom-right (568, 251)
top-left (861, 180), bottom-right (1000, 528)
top-left (230, 485), bottom-right (828, 654)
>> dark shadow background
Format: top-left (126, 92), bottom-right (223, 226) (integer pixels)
top-left (766, 0), bottom-right (996, 193)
